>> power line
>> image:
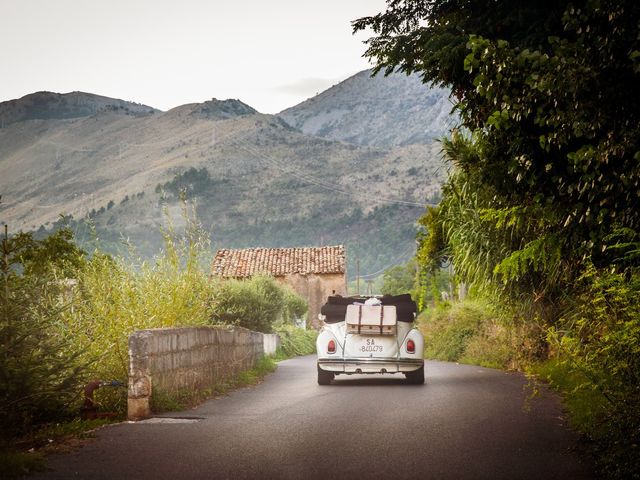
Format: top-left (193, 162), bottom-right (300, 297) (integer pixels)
top-left (358, 246), bottom-right (416, 279)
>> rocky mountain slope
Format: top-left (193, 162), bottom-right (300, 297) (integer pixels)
top-left (0, 91), bottom-right (157, 127)
top-left (278, 69), bottom-right (455, 147)
top-left (0, 78), bottom-right (450, 277)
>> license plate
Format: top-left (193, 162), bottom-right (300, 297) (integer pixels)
top-left (359, 338), bottom-right (383, 353)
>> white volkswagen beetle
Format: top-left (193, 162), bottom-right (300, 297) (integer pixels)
top-left (316, 294), bottom-right (424, 385)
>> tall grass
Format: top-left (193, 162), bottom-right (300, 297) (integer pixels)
top-left (51, 210), bottom-right (218, 409)
top-left (419, 299), bottom-right (545, 370)
top-left (61, 229), bottom-right (309, 410)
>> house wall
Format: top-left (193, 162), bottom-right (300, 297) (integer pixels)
top-left (279, 273), bottom-right (347, 329)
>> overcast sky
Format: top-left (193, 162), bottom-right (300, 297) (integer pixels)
top-left (0, 0), bottom-right (388, 113)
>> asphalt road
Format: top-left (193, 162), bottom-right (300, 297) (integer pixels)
top-left (35, 356), bottom-right (594, 480)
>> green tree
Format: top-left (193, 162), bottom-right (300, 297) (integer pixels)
top-left (9, 228), bottom-right (85, 278)
top-left (381, 259), bottom-right (417, 296)
top-left (355, 2), bottom-right (640, 475)
top-left (355, 0), bottom-right (640, 270)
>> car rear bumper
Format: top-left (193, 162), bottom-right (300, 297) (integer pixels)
top-left (318, 357), bottom-right (424, 374)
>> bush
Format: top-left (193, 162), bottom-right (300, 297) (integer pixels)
top-left (544, 265), bottom-right (640, 479)
top-left (210, 276), bottom-right (307, 333)
top-left (210, 276), bottom-right (281, 332)
top-left (419, 299), bottom-right (538, 369)
top-left (281, 288), bottom-right (308, 324)
top-left (273, 323), bottom-right (317, 358)
top-left (1, 230), bottom-right (88, 439)
top-left (420, 301), bottom-right (481, 362)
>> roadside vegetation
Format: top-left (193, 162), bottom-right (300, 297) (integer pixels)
top-left (0, 205), bottom-right (310, 476)
top-left (273, 323), bottom-right (318, 359)
top-left (358, 1), bottom-right (640, 477)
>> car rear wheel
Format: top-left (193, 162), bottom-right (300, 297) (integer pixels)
top-left (317, 365), bottom-right (334, 385)
top-left (405, 364), bottom-right (425, 384)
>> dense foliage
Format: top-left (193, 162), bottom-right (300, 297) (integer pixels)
top-left (355, 1), bottom-right (640, 476)
top-left (1, 230), bottom-right (87, 438)
top-left (356, 0), bottom-right (640, 284)
top-left (273, 323), bottom-right (318, 358)
top-left (210, 275), bottom-right (307, 333)
top-left (380, 259), bottom-right (417, 296)
top-left (1, 216), bottom-right (308, 440)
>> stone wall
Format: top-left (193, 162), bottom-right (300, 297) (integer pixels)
top-left (128, 326), bottom-right (264, 420)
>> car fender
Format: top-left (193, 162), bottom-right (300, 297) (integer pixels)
top-left (399, 327), bottom-right (424, 358)
top-left (316, 327), bottom-right (342, 357)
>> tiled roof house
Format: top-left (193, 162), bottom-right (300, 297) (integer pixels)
top-left (211, 245), bottom-right (347, 329)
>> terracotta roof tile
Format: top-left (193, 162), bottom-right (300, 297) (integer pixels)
top-left (211, 245), bottom-right (345, 278)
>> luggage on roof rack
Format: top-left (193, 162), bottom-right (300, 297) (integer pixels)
top-left (321, 294), bottom-right (417, 324)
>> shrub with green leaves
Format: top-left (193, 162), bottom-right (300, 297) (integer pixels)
top-left (273, 323), bottom-right (317, 358)
top-left (281, 287), bottom-right (308, 324)
top-left (1, 229), bottom-right (88, 439)
top-left (546, 265), bottom-right (640, 478)
top-left (419, 299), bottom-right (540, 370)
top-left (210, 276), bottom-right (307, 333)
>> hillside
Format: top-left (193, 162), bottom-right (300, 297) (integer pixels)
top-left (278, 69), bottom-right (454, 146)
top-left (0, 91), bottom-right (446, 277)
top-left (0, 91), bottom-right (157, 127)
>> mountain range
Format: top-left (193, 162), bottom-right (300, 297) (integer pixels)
top-left (0, 70), bottom-right (454, 277)
top-left (279, 70), bottom-right (455, 147)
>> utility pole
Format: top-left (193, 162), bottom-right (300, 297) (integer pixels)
top-left (356, 258), bottom-right (360, 296)
top-left (366, 279), bottom-right (374, 296)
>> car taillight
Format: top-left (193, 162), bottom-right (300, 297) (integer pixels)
top-left (406, 339), bottom-right (415, 354)
top-left (328, 339), bottom-right (336, 354)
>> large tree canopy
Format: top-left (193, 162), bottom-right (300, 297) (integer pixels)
top-left (355, 0), bottom-right (640, 275)
top-left (354, 3), bottom-right (640, 474)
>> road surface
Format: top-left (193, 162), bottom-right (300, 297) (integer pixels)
top-left (35, 356), bottom-right (594, 479)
